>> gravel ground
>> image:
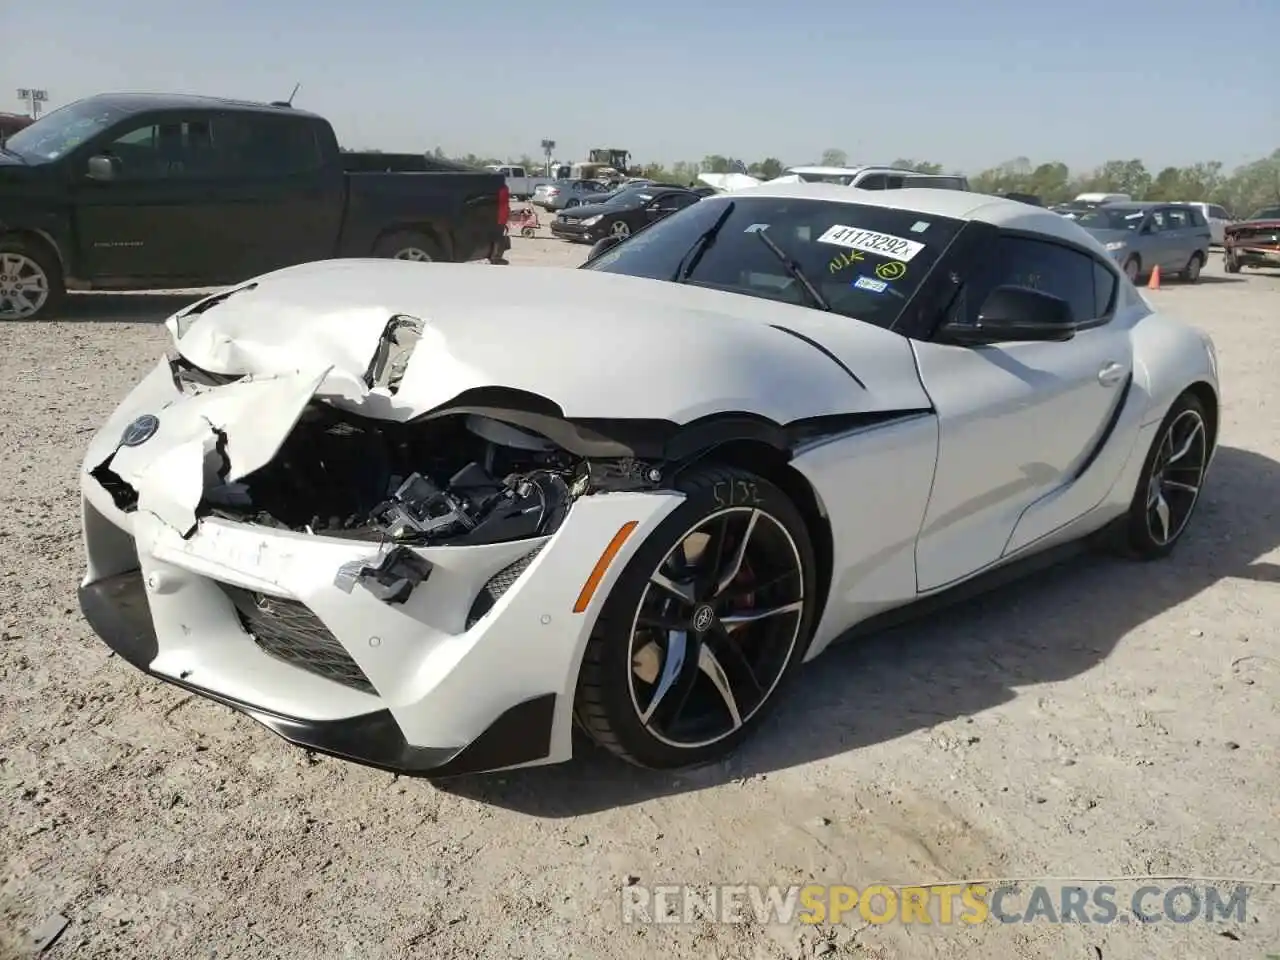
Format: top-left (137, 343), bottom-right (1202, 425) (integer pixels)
top-left (1, 238), bottom-right (1278, 960)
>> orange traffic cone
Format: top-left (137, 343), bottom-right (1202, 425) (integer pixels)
top-left (1147, 265), bottom-right (1160, 290)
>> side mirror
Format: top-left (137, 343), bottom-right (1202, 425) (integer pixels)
top-left (87, 155), bottom-right (117, 181)
top-left (939, 286), bottom-right (1076, 346)
top-left (585, 234), bottom-right (623, 262)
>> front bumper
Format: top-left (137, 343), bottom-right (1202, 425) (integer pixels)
top-left (80, 570), bottom-right (556, 776)
top-left (77, 365), bottom-right (683, 777)
top-left (549, 218), bottom-right (597, 242)
top-left (1227, 245), bottom-right (1280, 267)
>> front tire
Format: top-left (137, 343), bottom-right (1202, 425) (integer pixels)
top-left (574, 466), bottom-right (818, 769)
top-left (0, 237), bottom-right (65, 321)
top-left (1180, 252), bottom-right (1203, 282)
top-left (1119, 392), bottom-right (1211, 560)
top-left (1123, 255), bottom-right (1141, 284)
top-left (1224, 253), bottom-right (1241, 274)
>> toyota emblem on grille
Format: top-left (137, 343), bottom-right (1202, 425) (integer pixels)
top-left (120, 414), bottom-right (160, 447)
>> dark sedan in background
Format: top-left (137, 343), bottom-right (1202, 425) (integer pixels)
top-left (550, 187), bottom-right (701, 242)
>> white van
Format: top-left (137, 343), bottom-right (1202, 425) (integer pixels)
top-left (1176, 202), bottom-right (1235, 246)
top-left (1074, 192), bottom-right (1131, 205)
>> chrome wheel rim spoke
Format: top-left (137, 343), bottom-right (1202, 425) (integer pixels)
top-left (1145, 409), bottom-right (1208, 546)
top-left (627, 505), bottom-right (805, 749)
top-left (0, 253), bottom-right (50, 320)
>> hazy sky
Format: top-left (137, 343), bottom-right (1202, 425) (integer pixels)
top-left (4, 0), bottom-right (1276, 174)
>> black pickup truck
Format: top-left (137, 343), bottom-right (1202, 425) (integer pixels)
top-left (0, 93), bottom-right (510, 320)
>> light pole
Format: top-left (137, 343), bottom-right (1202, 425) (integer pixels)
top-left (16, 88), bottom-right (48, 119)
top-left (541, 139), bottom-right (555, 177)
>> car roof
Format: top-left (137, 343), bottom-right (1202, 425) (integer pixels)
top-left (717, 183), bottom-right (1114, 256)
top-left (61, 92), bottom-right (324, 121)
top-left (785, 165), bottom-right (955, 178)
top-left (1102, 201), bottom-right (1196, 211)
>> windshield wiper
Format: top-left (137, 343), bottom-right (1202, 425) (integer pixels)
top-left (751, 227), bottom-right (831, 311)
top-left (672, 201), bottom-right (735, 282)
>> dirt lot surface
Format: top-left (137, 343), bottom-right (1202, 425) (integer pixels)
top-left (1, 236), bottom-right (1278, 960)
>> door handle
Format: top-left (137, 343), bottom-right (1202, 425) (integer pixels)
top-left (1098, 362), bottom-right (1127, 386)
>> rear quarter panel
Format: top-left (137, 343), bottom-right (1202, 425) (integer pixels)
top-left (337, 170), bottom-right (503, 262)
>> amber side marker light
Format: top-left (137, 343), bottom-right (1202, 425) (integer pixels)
top-left (573, 521), bottom-right (639, 613)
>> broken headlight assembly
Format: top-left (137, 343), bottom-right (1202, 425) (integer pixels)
top-left (197, 406), bottom-right (653, 551)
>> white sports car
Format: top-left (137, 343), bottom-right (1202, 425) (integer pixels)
top-left (78, 185), bottom-right (1219, 776)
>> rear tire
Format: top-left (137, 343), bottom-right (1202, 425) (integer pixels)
top-left (574, 466), bottom-right (818, 770)
top-left (1224, 254), bottom-right (1241, 274)
top-left (0, 236), bottom-right (65, 321)
top-left (521, 226), bottom-right (536, 239)
top-left (373, 231), bottom-right (444, 262)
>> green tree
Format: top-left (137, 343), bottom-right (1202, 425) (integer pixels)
top-left (755, 157), bottom-right (785, 179)
top-left (820, 148), bottom-right (848, 167)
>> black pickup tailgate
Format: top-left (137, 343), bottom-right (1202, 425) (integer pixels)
top-left (337, 154), bottom-right (506, 263)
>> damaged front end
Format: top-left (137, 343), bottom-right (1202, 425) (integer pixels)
top-left (85, 343), bottom-right (667, 610)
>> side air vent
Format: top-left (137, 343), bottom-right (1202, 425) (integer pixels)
top-left (466, 546), bottom-right (545, 629)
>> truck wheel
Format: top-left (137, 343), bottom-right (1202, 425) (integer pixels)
top-left (374, 231), bottom-right (443, 263)
top-left (1224, 254), bottom-right (1241, 274)
top-left (0, 236), bottom-right (64, 321)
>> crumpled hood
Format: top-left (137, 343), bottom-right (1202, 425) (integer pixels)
top-left (166, 258), bottom-right (929, 425)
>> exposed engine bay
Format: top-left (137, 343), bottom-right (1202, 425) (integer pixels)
top-left (198, 402), bottom-right (660, 547)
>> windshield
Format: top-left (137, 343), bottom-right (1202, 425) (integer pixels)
top-left (583, 196), bottom-right (963, 330)
top-left (1248, 206), bottom-right (1280, 220)
top-left (1074, 207), bottom-right (1147, 231)
top-left (4, 98), bottom-right (130, 161)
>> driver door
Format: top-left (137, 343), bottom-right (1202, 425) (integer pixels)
top-left (910, 229), bottom-right (1131, 592)
top-left (72, 113), bottom-right (232, 281)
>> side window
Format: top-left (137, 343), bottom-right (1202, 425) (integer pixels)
top-left (1209, 205), bottom-right (1229, 220)
top-left (656, 192), bottom-right (697, 211)
top-left (211, 116), bottom-right (322, 177)
top-left (855, 173), bottom-right (887, 190)
top-left (1165, 207), bottom-right (1191, 229)
top-left (884, 175), bottom-right (907, 189)
top-left (946, 235), bottom-right (1098, 328)
top-left (98, 119), bottom-right (210, 179)
top-left (1093, 261), bottom-right (1117, 317)
top-left (1148, 210), bottom-right (1166, 231)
